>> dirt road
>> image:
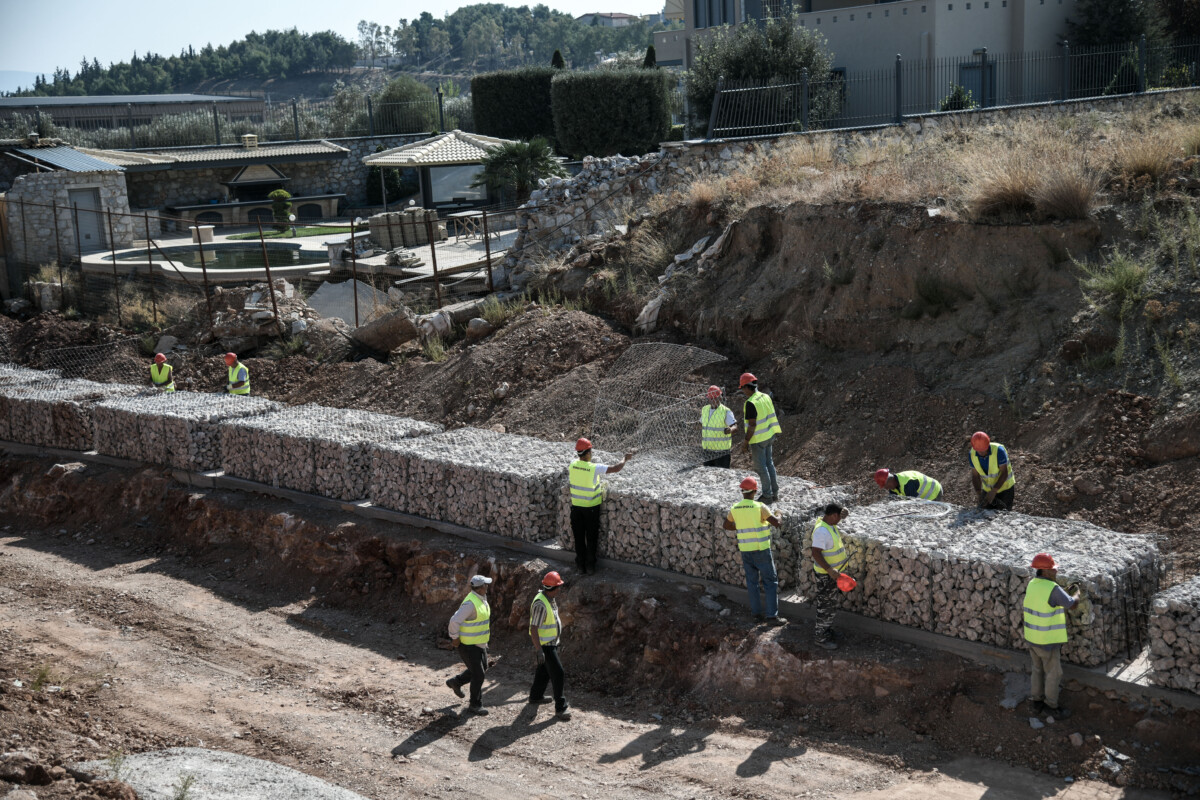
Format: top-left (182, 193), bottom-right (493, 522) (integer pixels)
top-left (0, 518), bottom-right (1173, 800)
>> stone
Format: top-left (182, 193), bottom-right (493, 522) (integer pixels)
top-left (1070, 732), bottom-right (1084, 747)
top-left (1029, 717), bottom-right (1045, 730)
top-left (292, 319), bottom-right (308, 334)
top-left (466, 318), bottom-right (495, 340)
top-left (154, 335), bottom-right (179, 354)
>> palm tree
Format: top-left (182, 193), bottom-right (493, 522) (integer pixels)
top-left (472, 137), bottom-right (567, 203)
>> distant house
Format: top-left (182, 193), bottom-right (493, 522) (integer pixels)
top-left (0, 94), bottom-right (264, 130)
top-left (575, 11), bottom-right (640, 26)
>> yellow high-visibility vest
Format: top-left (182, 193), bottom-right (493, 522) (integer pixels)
top-left (150, 363), bottom-right (174, 392)
top-left (812, 520), bottom-right (849, 574)
top-left (228, 362), bottom-right (250, 395)
top-left (893, 470), bottom-right (941, 500)
top-left (744, 391), bottom-right (781, 444)
top-left (701, 404), bottom-right (732, 452)
top-left (1023, 577), bottom-right (1068, 645)
top-left (457, 591), bottom-right (491, 645)
top-left (971, 443), bottom-right (1015, 493)
top-left (731, 499), bottom-right (771, 552)
top-left (531, 591), bottom-right (560, 645)
top-left (569, 459), bottom-right (603, 508)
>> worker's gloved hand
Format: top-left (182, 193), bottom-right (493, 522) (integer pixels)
top-left (535, 648), bottom-right (546, 666)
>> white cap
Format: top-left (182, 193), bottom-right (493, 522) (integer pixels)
top-left (470, 575), bottom-right (493, 587)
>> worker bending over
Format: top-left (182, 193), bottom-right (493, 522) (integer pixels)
top-left (699, 385), bottom-right (736, 468)
top-left (528, 571), bottom-right (572, 720)
top-left (446, 574), bottom-right (493, 715)
top-left (149, 353), bottom-right (175, 392)
top-left (569, 438), bottom-right (633, 575)
top-left (1024, 553), bottom-right (1080, 719)
top-left (723, 476), bottom-right (783, 625)
top-left (224, 352), bottom-right (250, 396)
top-left (969, 431), bottom-right (1015, 510)
top-left (739, 373), bottom-right (782, 503)
top-left (874, 468), bottom-right (942, 501)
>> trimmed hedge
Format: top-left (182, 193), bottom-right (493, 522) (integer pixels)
top-left (551, 70), bottom-right (674, 159)
top-left (471, 67), bottom-right (557, 142)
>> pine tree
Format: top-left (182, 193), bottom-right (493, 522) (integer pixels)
top-left (551, 49), bottom-right (565, 69)
top-left (643, 44), bottom-right (657, 68)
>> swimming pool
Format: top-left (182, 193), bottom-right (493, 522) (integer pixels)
top-left (112, 244), bottom-right (328, 270)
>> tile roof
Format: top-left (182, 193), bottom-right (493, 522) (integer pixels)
top-left (0, 94), bottom-right (259, 108)
top-left (11, 145), bottom-right (122, 173)
top-left (362, 130), bottom-right (516, 167)
top-left (78, 140), bottom-right (349, 168)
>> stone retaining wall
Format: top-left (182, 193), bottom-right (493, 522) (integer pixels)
top-left (1149, 577), bottom-right (1200, 693)
top-left (0, 380), bottom-right (139, 449)
top-left (4, 171), bottom-right (135, 266)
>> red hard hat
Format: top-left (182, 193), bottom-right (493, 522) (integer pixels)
top-left (1030, 553), bottom-right (1057, 570)
top-left (575, 437), bottom-right (592, 453)
top-left (224, 352), bottom-right (238, 365)
top-left (739, 476), bottom-right (759, 491)
top-left (738, 372), bottom-right (757, 388)
top-left (154, 353), bottom-right (166, 364)
top-left (542, 571), bottom-right (565, 587)
top-left (874, 468), bottom-right (890, 488)
top-left (971, 431), bottom-right (991, 453)
top-left (706, 385), bottom-right (721, 400)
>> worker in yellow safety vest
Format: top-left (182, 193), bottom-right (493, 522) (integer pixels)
top-left (723, 475), bottom-right (783, 624)
top-left (739, 372), bottom-right (782, 504)
top-left (1024, 553), bottom-right (1080, 718)
top-left (969, 430), bottom-right (1015, 510)
top-left (528, 571), bottom-right (572, 720)
top-left (810, 503), bottom-right (851, 650)
top-left (873, 468), bottom-right (942, 501)
top-left (149, 353), bottom-right (175, 392)
top-left (569, 437), bottom-right (633, 575)
top-left (224, 352), bottom-right (250, 396)
top-left (699, 385), bottom-right (736, 469)
top-left (447, 574), bottom-right (493, 715)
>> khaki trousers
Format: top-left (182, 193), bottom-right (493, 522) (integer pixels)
top-left (1029, 644), bottom-right (1063, 709)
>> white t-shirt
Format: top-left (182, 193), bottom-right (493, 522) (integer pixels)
top-left (593, 464), bottom-right (608, 476)
top-left (700, 406), bottom-right (736, 426)
top-left (811, 523), bottom-right (836, 551)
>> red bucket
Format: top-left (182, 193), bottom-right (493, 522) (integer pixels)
top-left (837, 573), bottom-right (858, 593)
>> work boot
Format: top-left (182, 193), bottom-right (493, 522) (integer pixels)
top-left (446, 678), bottom-right (464, 699)
top-left (1029, 699), bottom-right (1046, 714)
top-left (1045, 705), bottom-right (1071, 720)
top-left (556, 708), bottom-right (573, 721)
top-left (467, 705), bottom-right (488, 716)
top-left (765, 615), bottom-right (786, 626)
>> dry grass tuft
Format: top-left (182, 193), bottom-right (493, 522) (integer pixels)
top-left (1034, 159), bottom-right (1104, 220)
top-left (1114, 134), bottom-right (1175, 180)
top-left (684, 179), bottom-right (724, 214)
top-left (1183, 126), bottom-right (1200, 157)
top-left (967, 151), bottom-right (1040, 218)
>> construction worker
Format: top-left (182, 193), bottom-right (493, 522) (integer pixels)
top-left (810, 503), bottom-right (850, 649)
top-left (739, 373), bottom-right (781, 503)
top-left (149, 353), bottom-right (175, 392)
top-left (569, 438), bottom-right (634, 575)
top-left (1024, 553), bottom-right (1080, 718)
top-left (699, 385), bottom-right (736, 468)
top-left (446, 574), bottom-right (493, 715)
top-left (224, 352), bottom-right (250, 396)
top-left (969, 431), bottom-right (1015, 510)
top-left (723, 476), bottom-right (783, 624)
top-left (528, 571), bottom-right (572, 720)
top-left (874, 468), bottom-right (942, 501)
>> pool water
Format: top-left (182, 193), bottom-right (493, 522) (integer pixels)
top-left (115, 245), bottom-right (327, 270)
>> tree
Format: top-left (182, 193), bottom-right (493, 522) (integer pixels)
top-left (375, 75), bottom-right (438, 133)
top-left (268, 189), bottom-right (292, 233)
top-left (471, 137), bottom-right (566, 202)
top-left (1158, 0), bottom-right (1200, 40)
top-left (643, 44), bottom-right (657, 68)
top-left (1068, 0), bottom-right (1167, 47)
top-left (551, 49), bottom-right (566, 68)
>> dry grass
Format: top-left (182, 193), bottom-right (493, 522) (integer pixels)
top-left (1183, 126), bottom-right (1200, 157)
top-left (1033, 159), bottom-right (1104, 220)
top-left (1114, 133), bottom-right (1175, 181)
top-left (966, 150), bottom-right (1040, 218)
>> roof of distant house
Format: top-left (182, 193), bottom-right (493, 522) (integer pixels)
top-left (7, 144), bottom-right (123, 173)
top-left (362, 130), bottom-right (516, 168)
top-left (576, 11), bottom-right (639, 18)
top-left (79, 139), bottom-right (349, 171)
top-left (0, 94), bottom-right (259, 109)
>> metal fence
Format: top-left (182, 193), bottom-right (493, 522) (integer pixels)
top-left (709, 36), bottom-right (1200, 138)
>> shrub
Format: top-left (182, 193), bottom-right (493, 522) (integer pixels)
top-left (643, 45), bottom-right (657, 69)
top-left (374, 75), bottom-right (439, 134)
top-left (551, 50), bottom-right (566, 69)
top-left (472, 67), bottom-right (557, 142)
top-left (1115, 134), bottom-right (1174, 180)
top-left (667, 124), bottom-right (686, 141)
top-left (967, 152), bottom-right (1039, 218)
top-left (268, 189), bottom-right (292, 233)
top-left (1076, 248), bottom-right (1151, 314)
top-left (551, 69), bottom-right (674, 158)
top-left (472, 137), bottom-right (567, 202)
top-left (1033, 160), bottom-right (1103, 220)
top-left (938, 83), bottom-right (977, 112)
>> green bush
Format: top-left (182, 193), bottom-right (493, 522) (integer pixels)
top-left (667, 124), bottom-right (685, 141)
top-left (472, 67), bottom-right (557, 141)
top-left (551, 69), bottom-right (674, 159)
top-left (374, 75), bottom-right (438, 134)
top-left (268, 189), bottom-right (292, 233)
top-left (938, 83), bottom-right (977, 112)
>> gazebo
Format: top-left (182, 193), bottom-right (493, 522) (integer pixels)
top-left (362, 130), bottom-right (517, 212)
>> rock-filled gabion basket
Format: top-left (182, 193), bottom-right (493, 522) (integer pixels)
top-left (0, 364), bottom-right (58, 387)
top-left (221, 405), bottom-right (443, 499)
top-left (1148, 577), bottom-right (1200, 694)
top-left (554, 456), bottom-right (852, 585)
top-left (92, 391), bottom-right (280, 471)
top-left (370, 428), bottom-right (569, 542)
top-left (800, 499), bottom-right (1163, 666)
top-left (0, 380), bottom-right (140, 449)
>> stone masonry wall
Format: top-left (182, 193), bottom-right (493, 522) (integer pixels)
top-left (4, 170), bottom-right (135, 265)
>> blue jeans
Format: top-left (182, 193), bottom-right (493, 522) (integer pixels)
top-left (750, 439), bottom-right (779, 499)
top-left (742, 548), bottom-right (778, 617)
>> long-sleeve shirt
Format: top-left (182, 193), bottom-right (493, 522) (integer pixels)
top-left (447, 591), bottom-right (483, 639)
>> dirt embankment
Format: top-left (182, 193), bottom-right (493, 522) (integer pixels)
top-left (2, 457), bottom-right (1199, 797)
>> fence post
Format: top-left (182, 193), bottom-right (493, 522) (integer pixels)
top-left (424, 216), bottom-right (443, 309)
top-left (380, 166), bottom-right (389, 213)
top-left (1060, 41), bottom-right (1070, 102)
top-left (978, 47), bottom-right (988, 107)
top-left (194, 228), bottom-right (215, 332)
top-left (707, 77), bottom-right (725, 139)
top-left (1137, 34), bottom-right (1147, 93)
top-left (292, 99), bottom-right (300, 141)
top-left (481, 209), bottom-right (494, 292)
top-left (437, 87), bottom-right (446, 132)
top-left (894, 54), bottom-right (903, 124)
top-left (212, 104), bottom-right (222, 145)
top-left (106, 210), bottom-right (122, 327)
top-left (349, 219), bottom-right (361, 327)
top-left (19, 198), bottom-right (29, 271)
top-left (51, 203), bottom-right (65, 312)
top-left (71, 202), bottom-right (81, 259)
top-left (800, 68), bottom-right (810, 132)
top-left (255, 221), bottom-right (285, 339)
top-left (127, 104), bottom-right (136, 148)
top-left (144, 212), bottom-right (157, 327)
top-left (367, 97), bottom-right (375, 137)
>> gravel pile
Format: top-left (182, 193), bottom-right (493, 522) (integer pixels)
top-left (92, 391), bottom-right (280, 471)
top-left (801, 500), bottom-right (1163, 666)
top-left (221, 405), bottom-right (442, 499)
top-left (0, 380), bottom-right (140, 449)
top-left (1149, 577), bottom-right (1200, 694)
top-left (370, 427), bottom-right (569, 542)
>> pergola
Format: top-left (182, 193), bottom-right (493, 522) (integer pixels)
top-left (362, 129), bottom-right (517, 212)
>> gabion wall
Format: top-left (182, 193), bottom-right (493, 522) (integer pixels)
top-left (1149, 577), bottom-right (1200, 693)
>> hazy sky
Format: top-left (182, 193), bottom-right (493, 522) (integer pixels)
top-left (0, 0), bottom-right (667, 77)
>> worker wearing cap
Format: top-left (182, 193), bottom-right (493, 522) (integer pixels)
top-left (1024, 553), bottom-right (1080, 718)
top-left (969, 431), bottom-right (1015, 510)
top-left (446, 574), bottom-right (493, 715)
top-left (699, 385), bottom-right (737, 468)
top-left (874, 468), bottom-right (942, 501)
top-left (528, 571), bottom-right (572, 720)
top-left (810, 503), bottom-right (850, 649)
top-left (739, 373), bottom-right (782, 503)
top-left (569, 438), bottom-right (634, 575)
top-left (723, 476), bottom-right (784, 624)
top-left (149, 353), bottom-right (175, 393)
top-left (224, 352), bottom-right (250, 396)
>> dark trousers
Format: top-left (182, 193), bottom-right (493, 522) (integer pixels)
top-left (981, 486), bottom-right (1015, 511)
top-left (703, 452), bottom-right (731, 468)
top-left (453, 643), bottom-right (488, 707)
top-left (570, 505), bottom-right (601, 570)
top-left (530, 644), bottom-right (568, 713)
